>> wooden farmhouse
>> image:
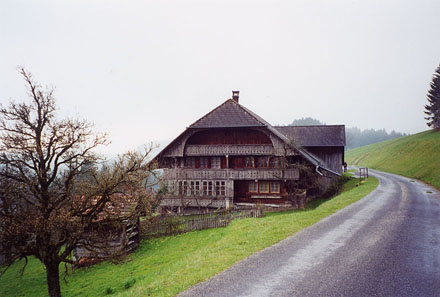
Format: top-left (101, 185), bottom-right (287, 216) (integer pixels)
top-left (154, 91), bottom-right (345, 213)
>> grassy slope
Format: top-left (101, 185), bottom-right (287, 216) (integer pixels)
top-left (346, 130), bottom-right (440, 189)
top-left (0, 177), bottom-right (378, 297)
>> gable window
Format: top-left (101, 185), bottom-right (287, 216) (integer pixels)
top-left (257, 157), bottom-right (268, 168)
top-left (200, 157), bottom-right (209, 168)
top-left (245, 157), bottom-right (255, 168)
top-left (249, 181), bottom-right (258, 193)
top-left (211, 157), bottom-right (221, 169)
top-left (270, 181), bottom-right (280, 193)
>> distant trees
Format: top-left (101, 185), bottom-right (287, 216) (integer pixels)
top-left (0, 69), bottom-right (161, 297)
top-left (425, 64), bottom-right (440, 131)
top-left (345, 127), bottom-right (407, 149)
top-left (290, 117), bottom-right (324, 126)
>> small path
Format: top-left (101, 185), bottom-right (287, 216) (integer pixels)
top-left (178, 169), bottom-right (440, 297)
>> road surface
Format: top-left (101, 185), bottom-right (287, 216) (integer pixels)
top-left (178, 169), bottom-right (440, 297)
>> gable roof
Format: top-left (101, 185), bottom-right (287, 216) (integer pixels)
top-left (275, 125), bottom-right (346, 147)
top-left (154, 97), bottom-right (343, 176)
top-left (189, 99), bottom-right (266, 128)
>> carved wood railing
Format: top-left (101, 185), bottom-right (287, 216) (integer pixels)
top-left (159, 198), bottom-right (226, 208)
top-left (184, 144), bottom-right (274, 156)
top-left (162, 168), bottom-right (299, 180)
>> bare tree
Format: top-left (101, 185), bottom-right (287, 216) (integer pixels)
top-left (274, 142), bottom-right (318, 209)
top-left (0, 68), bottom-right (160, 297)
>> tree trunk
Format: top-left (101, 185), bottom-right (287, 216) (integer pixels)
top-left (45, 261), bottom-right (61, 297)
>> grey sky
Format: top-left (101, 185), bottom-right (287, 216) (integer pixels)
top-left (1, 0), bottom-right (440, 154)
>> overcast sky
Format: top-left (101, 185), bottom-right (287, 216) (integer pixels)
top-left (1, 0), bottom-right (440, 155)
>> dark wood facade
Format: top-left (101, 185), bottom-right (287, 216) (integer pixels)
top-left (154, 94), bottom-right (345, 211)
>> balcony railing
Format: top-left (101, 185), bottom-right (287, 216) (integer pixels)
top-left (184, 144), bottom-right (274, 156)
top-left (160, 198), bottom-right (226, 208)
top-left (162, 168), bottom-right (299, 180)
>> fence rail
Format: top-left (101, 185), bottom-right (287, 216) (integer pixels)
top-left (140, 208), bottom-right (264, 238)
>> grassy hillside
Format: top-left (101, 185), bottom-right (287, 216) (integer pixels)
top-left (346, 130), bottom-right (440, 189)
top-left (0, 176), bottom-right (377, 297)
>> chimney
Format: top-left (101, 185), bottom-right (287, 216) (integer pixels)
top-left (232, 90), bottom-right (240, 103)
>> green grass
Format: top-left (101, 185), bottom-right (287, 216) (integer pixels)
top-left (346, 130), bottom-right (440, 189)
top-left (0, 176), bottom-right (378, 297)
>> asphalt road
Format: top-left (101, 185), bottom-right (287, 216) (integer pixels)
top-left (178, 169), bottom-right (440, 297)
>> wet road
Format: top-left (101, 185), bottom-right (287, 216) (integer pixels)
top-left (178, 169), bottom-right (440, 297)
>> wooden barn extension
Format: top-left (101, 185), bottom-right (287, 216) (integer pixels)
top-left (153, 91), bottom-right (345, 213)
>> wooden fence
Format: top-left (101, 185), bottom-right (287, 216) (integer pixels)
top-left (140, 208), bottom-right (264, 238)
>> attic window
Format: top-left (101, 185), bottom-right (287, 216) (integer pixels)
top-left (200, 157), bottom-right (209, 168)
top-left (211, 157), bottom-right (221, 169)
top-left (245, 157), bottom-right (255, 168)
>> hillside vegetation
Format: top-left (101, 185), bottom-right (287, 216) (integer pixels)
top-left (0, 176), bottom-right (378, 297)
top-left (346, 130), bottom-right (440, 189)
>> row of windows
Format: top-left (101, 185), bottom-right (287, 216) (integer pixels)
top-left (249, 181), bottom-right (280, 194)
top-left (167, 180), bottom-right (226, 197)
top-left (183, 157), bottom-right (281, 169)
top-left (185, 157), bottom-right (221, 168)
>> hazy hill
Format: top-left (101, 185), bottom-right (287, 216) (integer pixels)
top-left (345, 130), bottom-right (440, 189)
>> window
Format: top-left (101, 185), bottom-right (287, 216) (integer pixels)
top-left (190, 181), bottom-right (200, 195)
top-left (194, 181), bottom-right (200, 195)
top-left (211, 157), bottom-right (221, 169)
top-left (245, 157), bottom-right (255, 168)
top-left (167, 181), bottom-right (175, 194)
top-left (200, 157), bottom-right (209, 168)
top-left (184, 181), bottom-right (190, 195)
top-left (269, 157), bottom-right (280, 168)
top-left (270, 181), bottom-right (280, 193)
top-left (207, 181), bottom-right (213, 196)
top-left (249, 181), bottom-right (258, 193)
top-left (185, 157), bottom-right (195, 168)
top-left (215, 181), bottom-right (226, 196)
top-left (259, 181), bottom-right (269, 193)
top-left (202, 181), bottom-right (208, 195)
top-left (257, 157), bottom-right (268, 168)
top-left (178, 180), bottom-right (184, 195)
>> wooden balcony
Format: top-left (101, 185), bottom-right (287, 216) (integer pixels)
top-left (163, 168), bottom-right (299, 180)
top-left (184, 144), bottom-right (274, 156)
top-left (160, 198), bottom-right (226, 208)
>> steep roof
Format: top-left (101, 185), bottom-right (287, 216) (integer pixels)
top-left (189, 99), bottom-right (266, 128)
top-left (275, 125), bottom-right (346, 147)
top-left (154, 97), bottom-right (343, 176)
